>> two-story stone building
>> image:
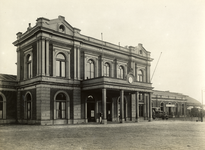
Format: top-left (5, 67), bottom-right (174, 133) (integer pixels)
top-left (11, 16), bottom-right (154, 125)
top-left (1, 16), bottom-right (201, 125)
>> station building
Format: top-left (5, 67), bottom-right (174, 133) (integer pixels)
top-left (0, 16), bottom-right (201, 125)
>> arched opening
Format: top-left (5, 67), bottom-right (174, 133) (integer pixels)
top-left (25, 93), bottom-right (32, 120)
top-left (56, 92), bottom-right (66, 119)
top-left (118, 66), bottom-right (124, 79)
top-left (56, 53), bottom-right (66, 77)
top-left (138, 69), bottom-right (143, 82)
top-left (87, 95), bottom-right (95, 122)
top-left (27, 55), bottom-right (32, 78)
top-left (104, 63), bottom-right (110, 77)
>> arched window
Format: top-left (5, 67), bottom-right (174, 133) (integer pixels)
top-left (56, 53), bottom-right (66, 77)
top-left (56, 93), bottom-right (66, 119)
top-left (138, 70), bottom-right (143, 82)
top-left (104, 63), bottom-right (110, 77)
top-left (87, 59), bottom-right (94, 79)
top-left (118, 66), bottom-right (124, 79)
top-left (0, 95), bottom-right (3, 119)
top-left (160, 103), bottom-right (164, 112)
top-left (25, 93), bottom-right (32, 119)
top-left (27, 55), bottom-right (32, 78)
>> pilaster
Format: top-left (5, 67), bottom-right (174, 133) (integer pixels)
top-left (131, 93), bottom-right (136, 121)
top-left (46, 38), bottom-right (49, 76)
top-left (102, 88), bottom-right (107, 124)
top-left (143, 93), bottom-right (147, 120)
top-left (136, 92), bottom-right (139, 122)
top-left (120, 89), bottom-right (125, 123)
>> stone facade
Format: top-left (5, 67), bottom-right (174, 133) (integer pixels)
top-left (0, 16), bottom-right (201, 125)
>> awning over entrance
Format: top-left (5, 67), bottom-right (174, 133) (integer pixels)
top-left (82, 77), bottom-right (153, 93)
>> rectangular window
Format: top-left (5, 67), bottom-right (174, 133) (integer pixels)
top-left (61, 62), bottom-right (65, 77)
top-left (27, 102), bottom-right (31, 119)
top-left (61, 102), bottom-right (65, 119)
top-left (56, 102), bottom-right (66, 119)
top-left (56, 61), bottom-right (60, 76)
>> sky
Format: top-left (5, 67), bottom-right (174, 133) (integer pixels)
top-left (0, 0), bottom-right (205, 103)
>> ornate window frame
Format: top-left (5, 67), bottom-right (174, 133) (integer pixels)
top-left (54, 91), bottom-right (70, 120)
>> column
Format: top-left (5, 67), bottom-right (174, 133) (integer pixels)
top-left (66, 52), bottom-right (70, 79)
top-left (95, 58), bottom-right (98, 77)
top-left (163, 102), bottom-right (166, 113)
top-left (74, 46), bottom-right (77, 79)
top-left (184, 103), bottom-right (187, 117)
top-left (120, 90), bottom-right (125, 123)
top-left (85, 98), bottom-right (87, 123)
top-left (17, 49), bottom-right (21, 80)
top-left (36, 41), bottom-right (39, 76)
top-left (149, 93), bottom-right (152, 122)
top-left (101, 57), bottom-right (104, 76)
top-left (23, 55), bottom-right (27, 80)
top-left (146, 94), bottom-right (149, 119)
top-left (146, 66), bottom-right (150, 83)
top-left (143, 93), bottom-right (147, 120)
top-left (42, 38), bottom-right (45, 76)
top-left (38, 40), bottom-right (42, 75)
top-left (46, 38), bottom-right (49, 76)
top-left (95, 100), bottom-right (99, 123)
top-left (131, 94), bottom-right (136, 121)
top-left (112, 98), bottom-right (115, 122)
top-left (136, 92), bottom-right (139, 122)
top-left (84, 56), bottom-right (87, 79)
top-left (77, 47), bottom-right (80, 79)
top-left (102, 88), bottom-right (107, 124)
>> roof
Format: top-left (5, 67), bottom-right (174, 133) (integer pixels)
top-left (0, 74), bottom-right (17, 81)
top-left (186, 96), bottom-right (201, 105)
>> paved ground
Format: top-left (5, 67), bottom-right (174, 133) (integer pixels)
top-left (0, 120), bottom-right (205, 150)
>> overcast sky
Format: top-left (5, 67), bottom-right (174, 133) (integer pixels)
top-left (0, 0), bottom-right (205, 103)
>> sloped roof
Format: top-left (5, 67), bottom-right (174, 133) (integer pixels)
top-left (186, 96), bottom-right (201, 105)
top-left (0, 74), bottom-right (17, 81)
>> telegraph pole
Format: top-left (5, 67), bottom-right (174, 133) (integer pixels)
top-left (201, 90), bottom-right (203, 122)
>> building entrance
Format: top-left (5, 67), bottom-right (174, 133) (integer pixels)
top-left (107, 102), bottom-right (112, 121)
top-left (87, 102), bottom-right (95, 122)
top-left (87, 95), bottom-right (95, 122)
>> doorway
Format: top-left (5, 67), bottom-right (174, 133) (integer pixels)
top-left (87, 95), bottom-right (95, 122)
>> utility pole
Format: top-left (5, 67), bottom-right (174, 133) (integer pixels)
top-left (201, 90), bottom-right (203, 122)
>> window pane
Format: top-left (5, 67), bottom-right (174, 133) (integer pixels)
top-left (61, 62), bottom-right (65, 77)
top-left (62, 110), bottom-right (65, 119)
top-left (56, 93), bottom-right (66, 100)
top-left (56, 54), bottom-right (65, 60)
top-left (0, 110), bottom-right (2, 119)
top-left (107, 65), bottom-right (109, 77)
top-left (104, 65), bottom-right (106, 76)
top-left (27, 102), bottom-right (31, 110)
top-left (56, 61), bottom-right (60, 76)
top-left (28, 111), bottom-right (30, 119)
top-left (28, 63), bottom-right (31, 78)
top-left (62, 102), bottom-right (65, 110)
